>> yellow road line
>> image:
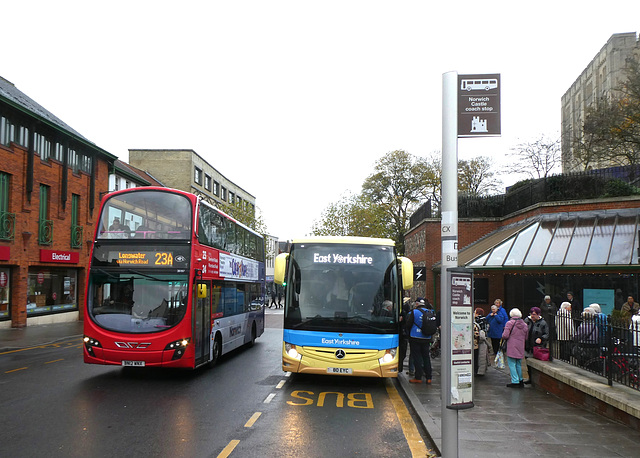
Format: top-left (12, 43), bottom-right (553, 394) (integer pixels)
top-left (217, 440), bottom-right (240, 458)
top-left (5, 366), bottom-right (28, 374)
top-left (0, 338), bottom-right (82, 356)
top-left (244, 412), bottom-right (261, 428)
top-left (45, 359), bottom-right (64, 364)
top-left (385, 378), bottom-right (434, 458)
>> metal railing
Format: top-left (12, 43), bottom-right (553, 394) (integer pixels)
top-left (0, 210), bottom-right (15, 240)
top-left (553, 312), bottom-right (639, 390)
top-left (38, 219), bottom-right (53, 245)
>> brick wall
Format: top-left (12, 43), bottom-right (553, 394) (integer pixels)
top-left (0, 142), bottom-right (110, 327)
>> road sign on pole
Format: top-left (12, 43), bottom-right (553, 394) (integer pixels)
top-left (457, 74), bottom-right (501, 137)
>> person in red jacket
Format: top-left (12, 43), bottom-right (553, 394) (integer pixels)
top-left (502, 308), bottom-right (529, 388)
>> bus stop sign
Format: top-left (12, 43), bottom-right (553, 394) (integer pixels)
top-left (458, 74), bottom-right (501, 137)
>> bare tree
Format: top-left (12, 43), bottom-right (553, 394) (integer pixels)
top-left (458, 156), bottom-right (502, 196)
top-left (509, 135), bottom-right (562, 178)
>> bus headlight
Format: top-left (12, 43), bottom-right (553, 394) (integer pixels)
top-left (379, 348), bottom-right (397, 364)
top-left (284, 343), bottom-right (302, 360)
top-left (83, 335), bottom-right (102, 357)
top-left (165, 338), bottom-right (190, 360)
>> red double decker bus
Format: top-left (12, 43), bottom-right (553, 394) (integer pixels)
top-left (83, 187), bottom-right (265, 368)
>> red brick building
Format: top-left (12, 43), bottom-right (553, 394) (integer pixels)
top-left (406, 196), bottom-right (640, 315)
top-left (0, 76), bottom-right (117, 328)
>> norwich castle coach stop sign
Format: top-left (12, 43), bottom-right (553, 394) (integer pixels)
top-left (458, 74), bottom-right (501, 137)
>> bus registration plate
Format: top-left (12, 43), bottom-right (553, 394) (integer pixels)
top-left (122, 360), bottom-right (145, 367)
top-left (327, 367), bottom-right (352, 374)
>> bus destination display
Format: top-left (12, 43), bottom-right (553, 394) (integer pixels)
top-left (116, 251), bottom-right (176, 266)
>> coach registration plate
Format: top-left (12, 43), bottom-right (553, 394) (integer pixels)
top-left (122, 360), bottom-right (145, 367)
top-left (327, 367), bottom-right (352, 374)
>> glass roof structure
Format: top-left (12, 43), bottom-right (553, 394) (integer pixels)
top-left (466, 210), bottom-right (640, 269)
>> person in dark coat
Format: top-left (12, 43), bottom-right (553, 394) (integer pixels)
top-left (525, 306), bottom-right (550, 356)
top-left (539, 295), bottom-right (558, 342)
top-left (502, 308), bottom-right (529, 388)
top-left (398, 297), bottom-right (411, 372)
top-left (567, 291), bottom-right (582, 329)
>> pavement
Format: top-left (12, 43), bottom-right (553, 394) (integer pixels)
top-left (3, 318), bottom-right (640, 457)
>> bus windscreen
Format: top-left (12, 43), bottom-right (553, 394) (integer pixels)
top-left (97, 190), bottom-right (192, 240)
top-left (283, 243), bottom-right (399, 334)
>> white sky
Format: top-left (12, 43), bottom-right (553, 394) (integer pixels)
top-left (3, 1), bottom-right (640, 240)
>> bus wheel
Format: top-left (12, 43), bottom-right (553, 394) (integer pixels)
top-left (210, 334), bottom-right (222, 367)
top-left (248, 323), bottom-right (257, 348)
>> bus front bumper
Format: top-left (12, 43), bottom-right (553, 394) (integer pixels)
top-left (282, 342), bottom-right (398, 378)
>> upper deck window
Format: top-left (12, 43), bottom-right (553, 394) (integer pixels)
top-left (97, 190), bottom-right (192, 240)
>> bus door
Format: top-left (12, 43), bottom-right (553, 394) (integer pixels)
top-left (194, 280), bottom-right (211, 366)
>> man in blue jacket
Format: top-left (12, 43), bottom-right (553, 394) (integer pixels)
top-left (486, 298), bottom-right (509, 355)
top-left (405, 299), bottom-right (438, 384)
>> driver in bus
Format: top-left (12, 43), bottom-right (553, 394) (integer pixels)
top-left (326, 271), bottom-right (350, 307)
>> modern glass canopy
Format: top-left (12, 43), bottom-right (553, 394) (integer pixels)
top-left (466, 210), bottom-right (640, 268)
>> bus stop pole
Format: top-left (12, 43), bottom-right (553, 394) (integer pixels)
top-left (441, 70), bottom-right (459, 457)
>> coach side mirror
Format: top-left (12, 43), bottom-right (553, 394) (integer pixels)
top-left (399, 256), bottom-right (414, 290)
top-left (274, 253), bottom-right (289, 285)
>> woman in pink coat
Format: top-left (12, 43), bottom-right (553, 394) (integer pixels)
top-left (502, 308), bottom-right (529, 388)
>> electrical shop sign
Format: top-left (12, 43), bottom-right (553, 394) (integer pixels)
top-left (458, 74), bottom-right (501, 137)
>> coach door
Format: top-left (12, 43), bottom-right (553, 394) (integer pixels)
top-left (194, 281), bottom-right (211, 366)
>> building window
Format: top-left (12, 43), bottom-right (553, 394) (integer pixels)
top-left (18, 126), bottom-right (28, 147)
top-left (194, 167), bottom-right (203, 185)
top-left (80, 154), bottom-right (92, 174)
top-left (221, 187), bottom-right (227, 202)
top-left (0, 172), bottom-right (15, 241)
top-left (0, 116), bottom-right (15, 146)
top-left (71, 194), bottom-right (82, 248)
top-left (69, 148), bottom-right (79, 173)
top-left (38, 185), bottom-right (53, 245)
top-left (27, 268), bottom-right (78, 315)
top-left (54, 143), bottom-right (64, 162)
top-left (229, 192), bottom-right (235, 204)
top-left (35, 132), bottom-right (51, 161)
top-left (213, 181), bottom-right (219, 196)
top-left (204, 174), bottom-right (212, 191)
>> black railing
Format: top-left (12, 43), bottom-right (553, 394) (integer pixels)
top-left (38, 219), bottom-right (53, 245)
top-left (0, 211), bottom-right (16, 240)
top-left (410, 164), bottom-right (640, 224)
top-left (554, 312), bottom-right (639, 390)
top-left (71, 225), bottom-right (83, 248)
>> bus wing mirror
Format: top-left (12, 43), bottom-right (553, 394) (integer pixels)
top-left (399, 257), bottom-right (414, 290)
top-left (197, 284), bottom-right (207, 299)
top-left (274, 253), bottom-right (289, 285)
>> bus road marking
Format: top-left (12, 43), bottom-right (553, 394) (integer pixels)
top-left (385, 379), bottom-right (433, 457)
top-left (5, 366), bottom-right (28, 374)
top-left (45, 359), bottom-right (64, 364)
top-left (217, 439), bottom-right (240, 458)
top-left (275, 380), bottom-right (286, 389)
top-left (264, 393), bottom-right (276, 404)
top-left (244, 412), bottom-right (261, 428)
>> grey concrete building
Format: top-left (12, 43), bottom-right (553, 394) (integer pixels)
top-left (561, 32), bottom-right (640, 172)
top-left (128, 149), bottom-right (256, 216)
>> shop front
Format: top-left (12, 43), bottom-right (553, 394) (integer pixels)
top-left (27, 266), bottom-right (78, 315)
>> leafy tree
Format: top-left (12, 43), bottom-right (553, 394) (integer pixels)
top-left (361, 150), bottom-right (436, 254)
top-left (508, 135), bottom-right (562, 178)
top-left (311, 192), bottom-right (390, 238)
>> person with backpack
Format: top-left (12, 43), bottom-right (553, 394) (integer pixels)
top-left (405, 298), bottom-right (439, 384)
